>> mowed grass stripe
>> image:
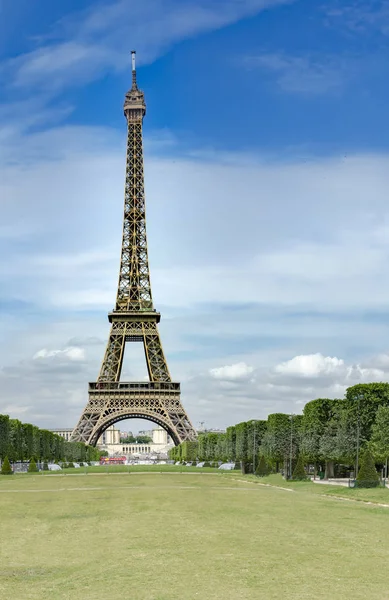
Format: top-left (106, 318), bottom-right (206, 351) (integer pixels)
top-left (1, 474), bottom-right (388, 600)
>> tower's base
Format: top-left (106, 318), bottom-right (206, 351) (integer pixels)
top-left (70, 381), bottom-right (197, 446)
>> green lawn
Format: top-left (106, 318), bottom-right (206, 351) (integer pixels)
top-left (242, 473), bottom-right (389, 504)
top-left (1, 473), bottom-right (389, 600)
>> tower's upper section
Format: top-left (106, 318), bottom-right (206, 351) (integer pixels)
top-left (124, 50), bottom-right (146, 121)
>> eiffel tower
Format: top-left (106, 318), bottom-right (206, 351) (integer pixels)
top-left (71, 52), bottom-right (196, 446)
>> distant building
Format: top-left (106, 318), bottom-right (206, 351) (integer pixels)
top-left (98, 426), bottom-right (174, 456)
top-left (50, 425), bottom-right (173, 456)
top-left (50, 425), bottom-right (120, 445)
top-left (138, 429), bottom-right (153, 438)
top-left (197, 427), bottom-right (226, 434)
top-left (97, 426), bottom-right (120, 445)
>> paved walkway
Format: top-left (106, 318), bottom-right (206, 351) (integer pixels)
top-left (312, 477), bottom-right (389, 488)
top-left (312, 478), bottom-right (350, 487)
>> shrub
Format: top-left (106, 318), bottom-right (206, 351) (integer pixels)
top-left (43, 461), bottom-right (49, 471)
top-left (1, 456), bottom-right (13, 475)
top-left (67, 462), bottom-right (75, 469)
top-left (203, 461), bottom-right (211, 467)
top-left (357, 450), bottom-right (380, 488)
top-left (233, 462), bottom-right (240, 470)
top-left (28, 458), bottom-right (38, 473)
top-left (255, 456), bottom-right (269, 477)
top-left (292, 455), bottom-right (308, 481)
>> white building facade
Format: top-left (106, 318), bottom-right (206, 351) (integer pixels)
top-left (50, 426), bottom-right (174, 456)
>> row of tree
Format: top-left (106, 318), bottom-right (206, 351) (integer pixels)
top-left (169, 383), bottom-right (389, 477)
top-left (120, 435), bottom-right (152, 444)
top-left (0, 414), bottom-right (101, 463)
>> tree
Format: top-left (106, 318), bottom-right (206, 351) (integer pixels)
top-left (318, 401), bottom-right (354, 478)
top-left (28, 458), bottom-right (38, 473)
top-left (197, 434), bottom-right (207, 461)
top-left (8, 419), bottom-right (23, 462)
top-left (260, 414), bottom-right (293, 471)
top-left (292, 455), bottom-right (308, 481)
top-left (255, 455), bottom-right (269, 477)
top-left (246, 420), bottom-right (267, 466)
top-left (1, 456), bottom-right (13, 475)
top-left (235, 422), bottom-right (249, 472)
top-left (22, 423), bottom-right (34, 461)
top-left (346, 383), bottom-right (389, 442)
top-left (181, 441), bottom-right (198, 462)
top-left (215, 434), bottom-right (227, 462)
top-left (300, 398), bottom-right (339, 469)
top-left (370, 405), bottom-right (389, 466)
top-left (121, 435), bottom-right (152, 444)
top-left (356, 450), bottom-right (379, 488)
top-left (0, 415), bottom-right (10, 459)
top-left (225, 426), bottom-right (236, 462)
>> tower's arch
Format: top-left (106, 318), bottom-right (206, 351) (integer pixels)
top-left (90, 411), bottom-right (180, 447)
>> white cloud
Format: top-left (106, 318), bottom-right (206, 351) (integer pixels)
top-left (243, 52), bottom-right (353, 94)
top-left (274, 353), bottom-right (345, 377)
top-left (209, 362), bottom-right (254, 380)
top-left (273, 352), bottom-right (386, 382)
top-left (33, 347), bottom-right (86, 361)
top-left (3, 124), bottom-right (389, 313)
top-left (2, 0), bottom-right (294, 95)
top-left (324, 1), bottom-right (389, 36)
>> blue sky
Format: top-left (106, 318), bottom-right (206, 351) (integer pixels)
top-left (1, 0), bottom-right (389, 432)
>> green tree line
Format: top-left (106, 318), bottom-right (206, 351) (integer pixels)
top-left (169, 383), bottom-right (389, 476)
top-left (120, 435), bottom-right (152, 444)
top-left (0, 414), bottom-right (101, 463)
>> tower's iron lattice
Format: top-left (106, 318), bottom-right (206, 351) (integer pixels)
top-left (71, 52), bottom-right (196, 446)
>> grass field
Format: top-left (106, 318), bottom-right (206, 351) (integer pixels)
top-left (1, 473), bottom-right (389, 600)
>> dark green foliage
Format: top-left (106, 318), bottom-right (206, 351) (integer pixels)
top-left (1, 456), bottom-right (13, 475)
top-left (225, 426), bottom-right (236, 461)
top-left (203, 461), bottom-right (211, 467)
top-left (121, 435), bottom-right (152, 443)
top-left (169, 383), bottom-right (389, 474)
top-left (300, 398), bottom-right (339, 463)
top-left (67, 462), bottom-right (75, 468)
top-left (28, 458), bottom-right (38, 473)
top-left (0, 415), bottom-right (10, 459)
top-left (356, 450), bottom-right (379, 488)
top-left (8, 419), bottom-right (23, 462)
top-left (246, 420), bottom-right (267, 462)
top-left (292, 455), bottom-right (308, 481)
top-left (260, 413), bottom-right (293, 469)
top-left (255, 455), bottom-right (269, 477)
top-left (215, 434), bottom-right (227, 462)
top-left (370, 405), bottom-right (389, 461)
top-left (346, 383), bottom-right (389, 442)
top-left (181, 441), bottom-right (198, 462)
top-left (43, 461), bottom-right (49, 471)
top-left (235, 422), bottom-right (248, 462)
top-left (0, 413), bottom-right (100, 463)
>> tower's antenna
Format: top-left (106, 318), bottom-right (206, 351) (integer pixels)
top-left (131, 50), bottom-right (137, 89)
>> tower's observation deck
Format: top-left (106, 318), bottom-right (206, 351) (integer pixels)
top-left (71, 52), bottom-right (196, 446)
